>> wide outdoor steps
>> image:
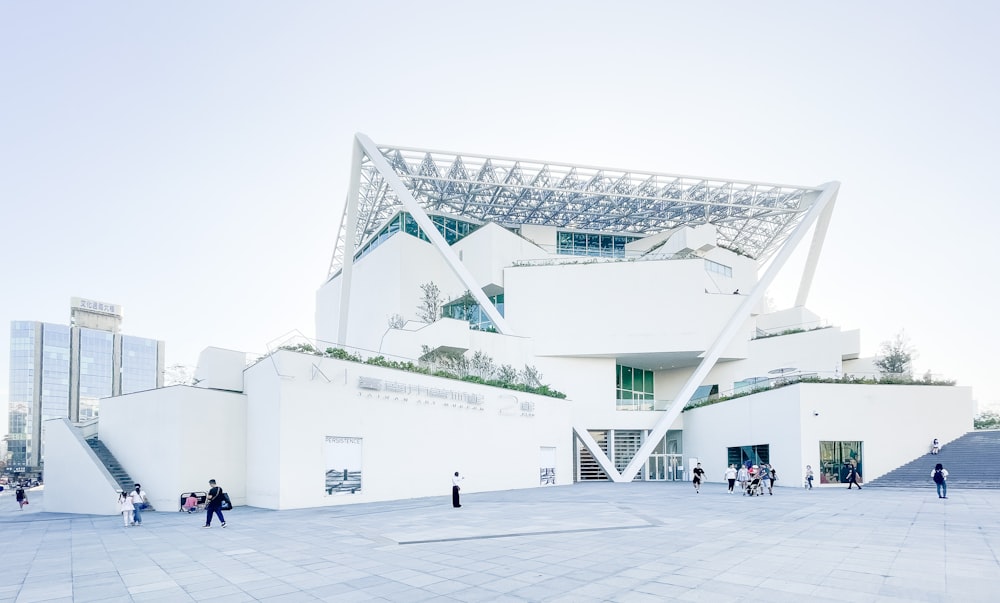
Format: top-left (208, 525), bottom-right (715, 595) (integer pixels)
top-left (867, 430), bottom-right (1000, 489)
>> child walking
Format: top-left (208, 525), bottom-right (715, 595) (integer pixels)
top-left (118, 491), bottom-right (134, 526)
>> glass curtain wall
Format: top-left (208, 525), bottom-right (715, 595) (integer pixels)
top-left (121, 335), bottom-right (159, 394)
top-left (78, 328), bottom-right (114, 420)
top-left (40, 324), bottom-right (70, 421)
top-left (556, 231), bottom-right (639, 258)
top-left (616, 364), bottom-right (654, 411)
top-left (8, 322), bottom-right (36, 467)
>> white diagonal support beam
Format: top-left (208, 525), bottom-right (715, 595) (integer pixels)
top-left (795, 195), bottom-right (837, 307)
top-left (573, 425), bottom-right (622, 481)
top-left (336, 137), bottom-right (365, 345)
top-left (617, 182), bottom-right (841, 482)
top-left (355, 133), bottom-right (512, 335)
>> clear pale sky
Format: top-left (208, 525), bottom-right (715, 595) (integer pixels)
top-left (2, 2), bottom-right (998, 417)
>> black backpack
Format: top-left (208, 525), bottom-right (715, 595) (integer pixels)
top-left (933, 469), bottom-right (944, 484)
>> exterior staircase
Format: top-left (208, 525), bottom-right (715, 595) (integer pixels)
top-left (85, 437), bottom-right (146, 499)
top-left (867, 431), bottom-right (1000, 489)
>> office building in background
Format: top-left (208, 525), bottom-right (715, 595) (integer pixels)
top-left (6, 298), bottom-right (164, 474)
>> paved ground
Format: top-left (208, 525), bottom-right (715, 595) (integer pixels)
top-left (0, 481), bottom-right (997, 602)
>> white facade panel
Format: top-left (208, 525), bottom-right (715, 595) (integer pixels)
top-left (43, 418), bottom-right (122, 515)
top-left (504, 259), bottom-right (748, 357)
top-left (452, 222), bottom-right (546, 291)
top-left (317, 234), bottom-right (465, 351)
top-left (244, 351), bottom-right (573, 509)
top-left (99, 386), bottom-right (248, 512)
top-left (682, 382), bottom-right (974, 486)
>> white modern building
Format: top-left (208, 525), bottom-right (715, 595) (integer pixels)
top-left (43, 134), bottom-right (973, 515)
top-left (316, 133), bottom-right (973, 485)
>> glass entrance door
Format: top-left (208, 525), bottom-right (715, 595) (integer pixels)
top-left (648, 454), bottom-right (683, 481)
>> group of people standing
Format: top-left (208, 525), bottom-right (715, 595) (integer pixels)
top-left (116, 479), bottom-right (229, 528)
top-left (717, 462), bottom-right (778, 495)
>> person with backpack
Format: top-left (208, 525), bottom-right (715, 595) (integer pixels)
top-left (203, 479), bottom-right (227, 528)
top-left (932, 463), bottom-right (949, 499)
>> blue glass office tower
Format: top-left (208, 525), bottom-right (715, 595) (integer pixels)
top-left (6, 299), bottom-right (164, 473)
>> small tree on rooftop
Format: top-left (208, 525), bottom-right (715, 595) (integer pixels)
top-left (874, 331), bottom-right (915, 379)
top-left (417, 282), bottom-right (442, 323)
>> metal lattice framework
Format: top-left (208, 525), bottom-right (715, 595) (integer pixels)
top-left (329, 141), bottom-right (827, 277)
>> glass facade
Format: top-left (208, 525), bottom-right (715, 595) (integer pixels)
top-left (8, 322), bottom-right (36, 468)
top-left (819, 440), bottom-right (863, 484)
top-left (354, 211), bottom-right (481, 261)
top-left (78, 328), bottom-right (114, 420)
top-left (728, 444), bottom-right (770, 468)
top-left (441, 293), bottom-right (504, 331)
top-left (122, 335), bottom-right (159, 395)
top-left (7, 319), bottom-right (163, 470)
top-left (40, 324), bottom-right (71, 422)
top-left (691, 383), bottom-right (719, 404)
top-left (556, 231), bottom-right (640, 258)
top-left (704, 258), bottom-right (733, 277)
top-left (616, 364), bottom-right (654, 411)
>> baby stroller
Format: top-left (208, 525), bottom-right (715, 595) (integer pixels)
top-left (745, 475), bottom-right (765, 497)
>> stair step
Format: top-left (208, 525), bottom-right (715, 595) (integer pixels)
top-left (867, 431), bottom-right (1000, 489)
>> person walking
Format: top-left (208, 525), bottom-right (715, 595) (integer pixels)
top-left (766, 464), bottom-right (777, 494)
top-left (724, 464), bottom-right (737, 493)
top-left (452, 471), bottom-right (464, 508)
top-left (932, 463), bottom-right (949, 499)
top-left (804, 465), bottom-right (814, 490)
top-left (692, 463), bottom-right (705, 493)
top-left (737, 464), bottom-right (749, 495)
top-left (129, 484), bottom-right (148, 526)
top-left (758, 464), bottom-right (771, 494)
top-left (931, 438), bottom-right (940, 454)
top-left (118, 491), bottom-right (134, 526)
top-left (203, 479), bottom-right (226, 528)
top-left (15, 485), bottom-right (27, 509)
top-left (845, 462), bottom-right (862, 490)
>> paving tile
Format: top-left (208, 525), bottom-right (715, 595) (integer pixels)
top-left (3, 484), bottom-right (1000, 602)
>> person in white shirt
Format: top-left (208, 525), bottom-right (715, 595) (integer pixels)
top-left (452, 471), bottom-right (464, 508)
top-left (128, 484), bottom-right (148, 526)
top-left (724, 465), bottom-right (737, 493)
top-left (118, 491), bottom-right (134, 527)
top-left (737, 465), bottom-right (750, 495)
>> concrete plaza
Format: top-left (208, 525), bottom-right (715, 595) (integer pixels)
top-left (0, 481), bottom-right (997, 602)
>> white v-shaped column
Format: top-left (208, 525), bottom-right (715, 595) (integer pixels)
top-left (577, 182), bottom-right (839, 482)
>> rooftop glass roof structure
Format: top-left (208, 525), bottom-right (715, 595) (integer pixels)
top-left (329, 137), bottom-right (831, 277)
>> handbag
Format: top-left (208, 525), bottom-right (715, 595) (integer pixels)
top-left (220, 493), bottom-right (232, 511)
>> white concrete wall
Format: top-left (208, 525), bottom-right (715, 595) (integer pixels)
top-left (194, 347), bottom-right (247, 392)
top-left (42, 418), bottom-right (121, 515)
top-left (682, 382), bottom-right (974, 486)
top-left (453, 222), bottom-right (546, 290)
top-left (99, 386), bottom-right (248, 512)
top-left (504, 258), bottom-right (750, 357)
top-left (655, 325), bottom-right (847, 405)
top-left (243, 350), bottom-right (573, 509)
top-left (316, 234), bottom-right (466, 352)
top-left (798, 383), bottom-right (974, 482)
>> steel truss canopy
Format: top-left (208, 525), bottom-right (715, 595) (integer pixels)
top-left (328, 136), bottom-right (829, 278)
